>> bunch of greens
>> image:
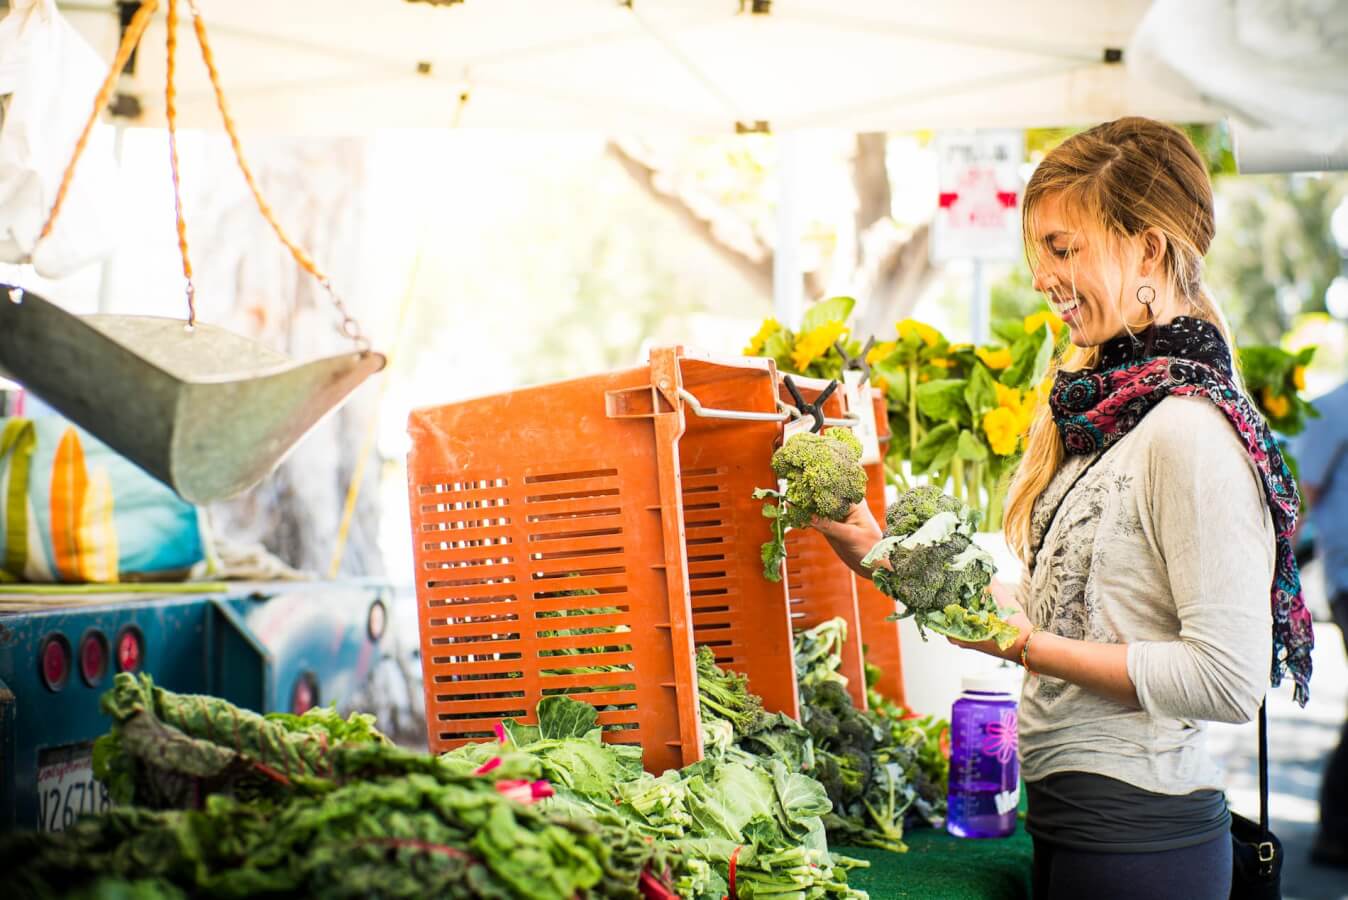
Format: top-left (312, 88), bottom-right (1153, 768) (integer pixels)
top-left (92, 671), bottom-right (395, 808)
top-left (792, 620), bottom-right (949, 852)
top-left (754, 427), bottom-right (868, 582)
top-left (3, 769), bottom-right (669, 899)
top-left (862, 485), bottom-right (1018, 650)
top-left (794, 619), bottom-right (850, 691)
top-left (442, 689), bottom-right (867, 899)
top-left (696, 646), bottom-right (815, 775)
top-left (7, 674), bottom-right (676, 899)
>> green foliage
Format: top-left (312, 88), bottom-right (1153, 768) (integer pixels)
top-left (1238, 343), bottom-right (1320, 436)
top-left (1000, 323), bottom-right (1056, 389)
top-left (791, 621), bottom-right (951, 854)
top-left (444, 691), bottom-right (864, 898)
top-left (13, 678), bottom-right (670, 900)
top-left (1207, 173), bottom-right (1348, 345)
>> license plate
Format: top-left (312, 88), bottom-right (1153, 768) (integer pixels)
top-left (36, 743), bottom-right (111, 832)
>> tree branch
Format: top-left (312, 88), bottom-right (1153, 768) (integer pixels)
top-left (605, 139), bottom-right (828, 304)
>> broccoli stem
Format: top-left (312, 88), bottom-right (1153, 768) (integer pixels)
top-left (907, 361), bottom-right (921, 457)
top-left (967, 460), bottom-right (982, 524)
top-left (884, 461), bottom-right (909, 490)
top-left (986, 470), bottom-right (1005, 532)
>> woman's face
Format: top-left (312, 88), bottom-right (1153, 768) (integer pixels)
top-left (1029, 194), bottom-right (1152, 348)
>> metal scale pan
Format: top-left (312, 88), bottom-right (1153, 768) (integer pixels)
top-left (0, 284), bottom-right (385, 503)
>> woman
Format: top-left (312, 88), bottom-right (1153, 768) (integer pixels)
top-left (813, 117), bottom-right (1314, 899)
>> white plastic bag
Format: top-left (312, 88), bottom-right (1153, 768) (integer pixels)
top-left (0, 0), bottom-right (121, 278)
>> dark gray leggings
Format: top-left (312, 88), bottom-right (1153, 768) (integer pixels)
top-left (1032, 832), bottom-right (1232, 900)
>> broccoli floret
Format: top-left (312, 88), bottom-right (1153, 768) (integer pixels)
top-left (770, 428), bottom-right (867, 528)
top-left (871, 532), bottom-right (987, 616)
top-left (884, 484), bottom-right (966, 537)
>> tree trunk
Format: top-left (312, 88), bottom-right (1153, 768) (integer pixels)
top-left (608, 133), bottom-right (936, 341)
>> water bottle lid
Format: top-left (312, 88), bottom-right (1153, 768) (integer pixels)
top-left (960, 670), bottom-right (1018, 696)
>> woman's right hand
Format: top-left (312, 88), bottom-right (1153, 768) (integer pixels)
top-left (810, 502), bottom-right (885, 579)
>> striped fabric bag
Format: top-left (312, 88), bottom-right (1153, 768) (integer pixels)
top-left (0, 417), bottom-right (204, 583)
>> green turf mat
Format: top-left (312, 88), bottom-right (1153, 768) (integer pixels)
top-left (841, 798), bottom-right (1033, 899)
top-left (840, 826), bottom-right (1031, 899)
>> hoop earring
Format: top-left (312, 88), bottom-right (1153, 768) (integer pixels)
top-left (1136, 284), bottom-right (1156, 309)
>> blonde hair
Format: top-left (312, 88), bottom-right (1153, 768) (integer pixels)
top-left (1003, 117), bottom-right (1238, 563)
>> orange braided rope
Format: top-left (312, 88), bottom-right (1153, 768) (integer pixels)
top-left (38, 0), bottom-right (159, 243)
top-left (165, 0), bottom-right (196, 325)
top-left (186, 0), bottom-right (366, 346)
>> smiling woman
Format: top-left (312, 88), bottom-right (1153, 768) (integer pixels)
top-left (811, 118), bottom-right (1314, 900)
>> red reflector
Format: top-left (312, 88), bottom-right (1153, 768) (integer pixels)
top-left (116, 627), bottom-right (144, 673)
top-left (80, 630), bottom-right (109, 686)
top-left (40, 634), bottom-right (71, 691)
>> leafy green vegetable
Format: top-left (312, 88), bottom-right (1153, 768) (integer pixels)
top-left (862, 486), bottom-right (1019, 650)
top-left (793, 620), bottom-right (952, 853)
top-left (794, 618), bottom-right (851, 690)
top-left (754, 427), bottom-right (868, 581)
top-left (695, 645), bottom-right (764, 735)
top-left (7, 677), bottom-right (675, 899)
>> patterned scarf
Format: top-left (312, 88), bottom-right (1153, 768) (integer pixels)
top-left (1049, 316), bottom-right (1313, 706)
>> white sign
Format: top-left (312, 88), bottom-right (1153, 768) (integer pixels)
top-left (930, 131), bottom-right (1025, 262)
top-left (36, 744), bottom-right (111, 831)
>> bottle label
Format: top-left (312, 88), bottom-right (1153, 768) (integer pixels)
top-left (994, 785), bottom-right (1021, 816)
top-left (979, 708), bottom-right (1018, 764)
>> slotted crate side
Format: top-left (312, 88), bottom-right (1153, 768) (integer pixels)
top-left (677, 356), bottom-right (799, 721)
top-left (407, 365), bottom-right (700, 773)
top-left (855, 387), bottom-right (906, 707)
top-left (777, 375), bottom-right (868, 709)
top-left (785, 531), bottom-right (867, 705)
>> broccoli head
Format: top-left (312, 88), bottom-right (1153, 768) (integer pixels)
top-left (871, 531), bottom-right (988, 615)
top-left (769, 427), bottom-right (867, 528)
top-left (753, 427), bottom-right (867, 582)
top-left (862, 486), bottom-right (1016, 649)
top-left (884, 484), bottom-right (968, 537)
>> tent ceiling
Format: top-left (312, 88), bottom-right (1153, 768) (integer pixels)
top-left (52, 0), bottom-right (1227, 133)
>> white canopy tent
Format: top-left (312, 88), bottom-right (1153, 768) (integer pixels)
top-left (50, 0), bottom-right (1227, 134)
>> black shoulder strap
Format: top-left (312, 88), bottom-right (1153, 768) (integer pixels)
top-left (1258, 700), bottom-right (1269, 835)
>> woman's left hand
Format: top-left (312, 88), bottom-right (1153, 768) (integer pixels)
top-left (947, 577), bottom-right (1034, 663)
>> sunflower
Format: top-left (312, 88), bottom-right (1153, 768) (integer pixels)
top-left (791, 321), bottom-right (848, 371)
top-left (1023, 311), bottom-right (1065, 338)
top-left (975, 346), bottom-right (1013, 370)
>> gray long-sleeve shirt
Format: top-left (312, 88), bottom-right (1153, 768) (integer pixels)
top-left (1018, 396), bottom-right (1275, 794)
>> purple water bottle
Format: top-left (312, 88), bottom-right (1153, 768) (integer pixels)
top-left (946, 671), bottom-right (1020, 838)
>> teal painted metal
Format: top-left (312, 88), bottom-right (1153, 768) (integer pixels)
top-left (0, 582), bottom-right (391, 831)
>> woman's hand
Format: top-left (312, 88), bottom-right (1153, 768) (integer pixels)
top-left (809, 502), bottom-right (885, 579)
top-left (947, 577), bottom-right (1034, 663)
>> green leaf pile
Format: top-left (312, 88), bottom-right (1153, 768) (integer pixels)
top-left (791, 620), bottom-right (950, 853)
top-left (5, 674), bottom-right (672, 899)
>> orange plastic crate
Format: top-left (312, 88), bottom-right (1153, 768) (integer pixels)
top-left (406, 348), bottom-right (797, 771)
top-left (853, 387), bottom-right (907, 708)
top-left (777, 375), bottom-right (868, 710)
top-left (677, 352), bottom-right (799, 722)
